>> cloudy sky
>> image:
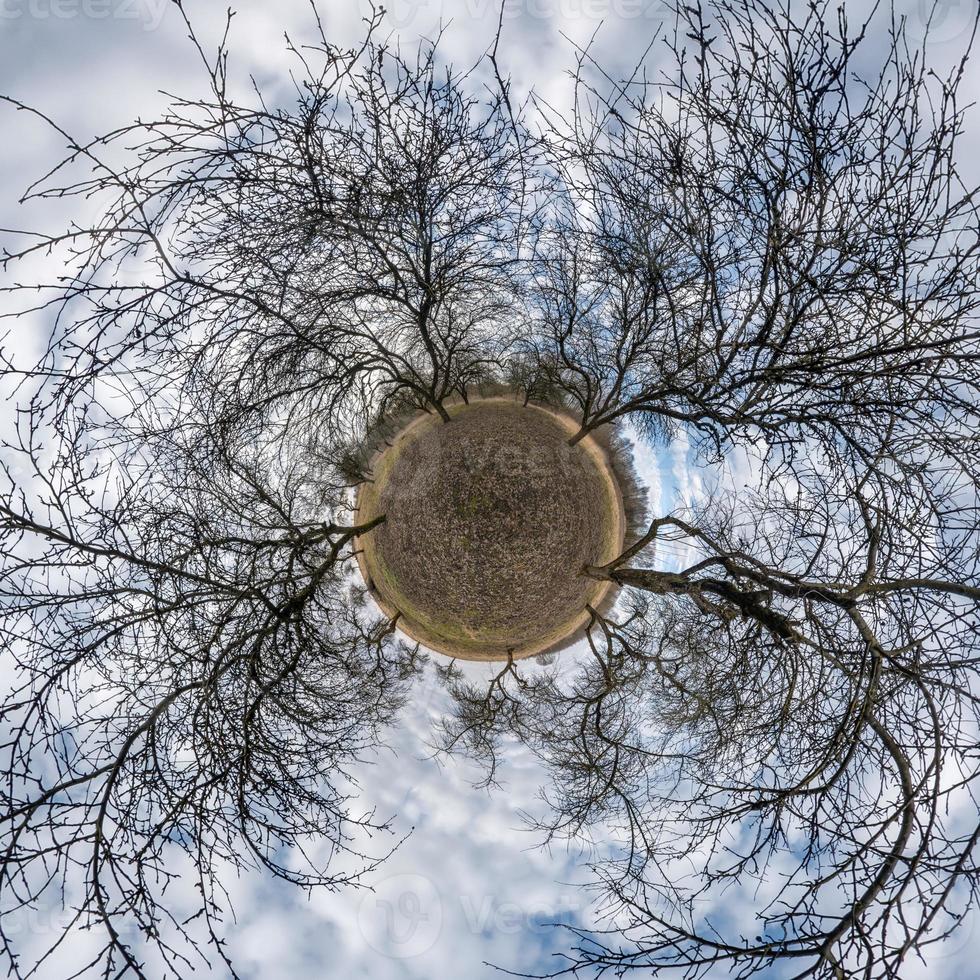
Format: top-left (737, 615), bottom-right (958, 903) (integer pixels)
top-left (2, 1), bottom-right (979, 977)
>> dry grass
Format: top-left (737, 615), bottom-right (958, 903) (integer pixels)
top-left (355, 397), bottom-right (625, 661)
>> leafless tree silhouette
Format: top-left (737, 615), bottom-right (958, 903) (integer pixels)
top-left (528, 0), bottom-right (980, 483)
top-left (438, 2), bottom-right (980, 977)
top-left (440, 472), bottom-right (980, 977)
top-left (0, 3), bottom-right (531, 447)
top-left (0, 391), bottom-right (422, 976)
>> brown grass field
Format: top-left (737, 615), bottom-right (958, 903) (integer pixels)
top-left (355, 397), bottom-right (625, 661)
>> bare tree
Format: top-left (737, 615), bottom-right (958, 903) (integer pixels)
top-left (440, 466), bottom-right (980, 977)
top-left (528, 0), bottom-right (980, 493)
top-left (0, 386), bottom-right (422, 977)
top-left (0, 6), bottom-right (533, 974)
top-left (437, 411), bottom-right (980, 976)
top-left (436, 3), bottom-right (980, 976)
top-left (0, 4), bottom-right (532, 448)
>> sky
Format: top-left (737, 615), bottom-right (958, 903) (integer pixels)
top-left (1, 1), bottom-right (980, 978)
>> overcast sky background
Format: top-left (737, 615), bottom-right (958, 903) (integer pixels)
top-left (2, 1), bottom-right (979, 977)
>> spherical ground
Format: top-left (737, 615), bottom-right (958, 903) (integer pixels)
top-left (355, 398), bottom-right (624, 661)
